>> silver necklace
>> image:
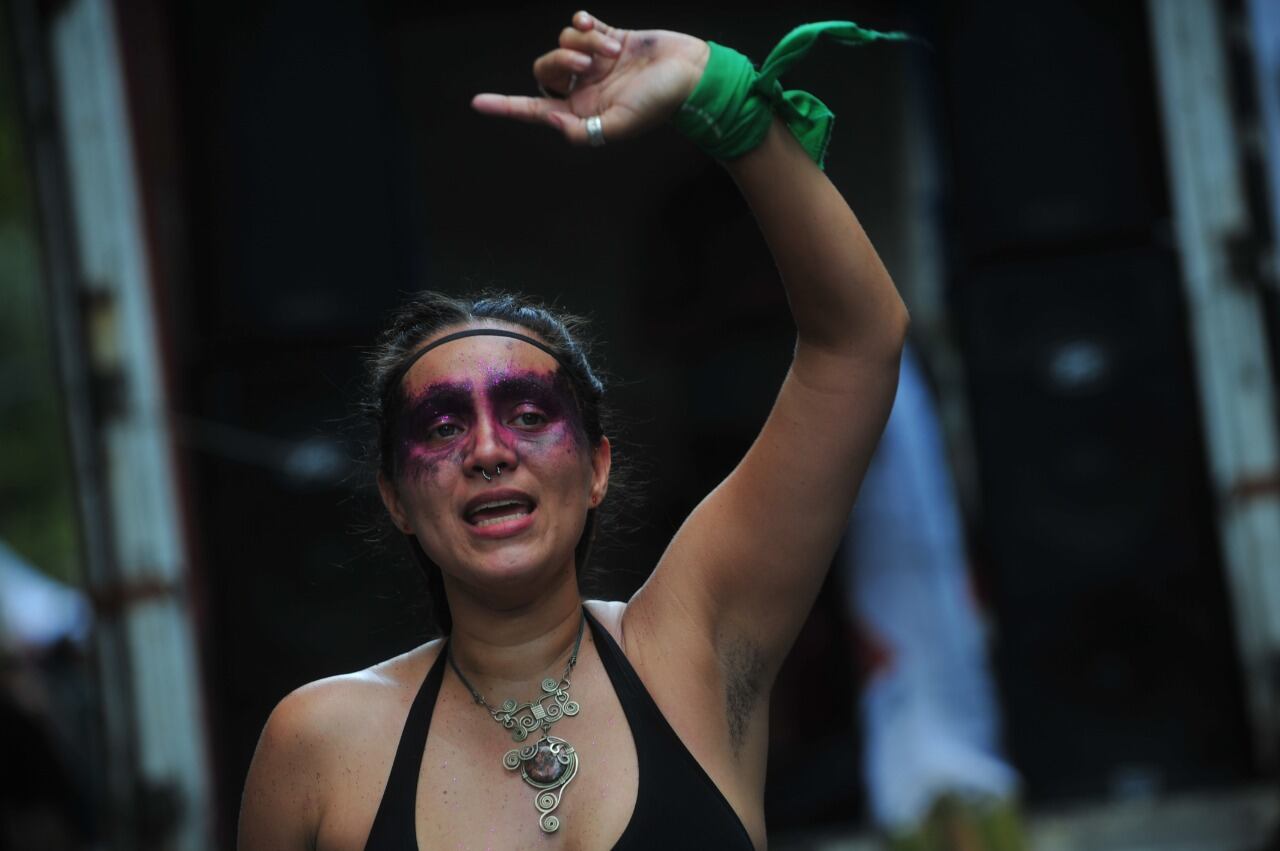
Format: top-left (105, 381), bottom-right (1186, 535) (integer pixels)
top-left (447, 612), bottom-right (585, 833)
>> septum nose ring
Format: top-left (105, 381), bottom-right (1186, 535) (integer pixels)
top-left (480, 463), bottom-right (505, 482)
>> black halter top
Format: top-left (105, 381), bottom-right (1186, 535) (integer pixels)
top-left (363, 607), bottom-right (756, 850)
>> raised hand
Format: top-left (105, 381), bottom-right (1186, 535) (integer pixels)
top-left (471, 10), bottom-right (709, 146)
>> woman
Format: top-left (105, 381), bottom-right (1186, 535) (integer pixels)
top-left (239, 10), bottom-right (907, 850)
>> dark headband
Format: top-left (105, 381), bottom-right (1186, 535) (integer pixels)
top-left (386, 328), bottom-right (567, 399)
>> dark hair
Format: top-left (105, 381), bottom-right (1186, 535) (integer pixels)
top-left (363, 290), bottom-right (614, 635)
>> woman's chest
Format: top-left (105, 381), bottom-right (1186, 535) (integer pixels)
top-left (416, 667), bottom-right (640, 850)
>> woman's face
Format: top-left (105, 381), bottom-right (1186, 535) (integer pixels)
top-left (379, 325), bottom-right (610, 594)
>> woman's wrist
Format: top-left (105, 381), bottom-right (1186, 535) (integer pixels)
top-left (676, 39), bottom-right (713, 108)
top-left (722, 115), bottom-right (805, 179)
top-left (673, 22), bottom-right (911, 169)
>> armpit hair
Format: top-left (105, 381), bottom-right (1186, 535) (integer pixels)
top-left (721, 636), bottom-right (767, 754)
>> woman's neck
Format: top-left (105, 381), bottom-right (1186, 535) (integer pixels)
top-left (443, 568), bottom-right (585, 691)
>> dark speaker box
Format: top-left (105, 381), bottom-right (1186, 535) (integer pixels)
top-left (955, 248), bottom-right (1254, 801)
top-left (937, 0), bottom-right (1170, 257)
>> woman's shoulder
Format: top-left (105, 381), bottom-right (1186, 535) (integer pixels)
top-left (267, 638), bottom-right (445, 748)
top-left (241, 639), bottom-right (445, 849)
top-left (250, 639), bottom-right (445, 791)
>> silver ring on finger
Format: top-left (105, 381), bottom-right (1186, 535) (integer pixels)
top-left (586, 115), bottom-right (605, 147)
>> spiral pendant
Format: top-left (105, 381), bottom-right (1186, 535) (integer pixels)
top-left (452, 613), bottom-right (587, 834)
top-left (504, 735), bottom-right (578, 833)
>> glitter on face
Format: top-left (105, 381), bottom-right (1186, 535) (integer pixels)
top-left (385, 335), bottom-right (605, 581)
top-left (394, 367), bottom-right (587, 480)
top-left (395, 381), bottom-right (474, 476)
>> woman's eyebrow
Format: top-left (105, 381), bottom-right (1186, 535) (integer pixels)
top-left (405, 381), bottom-right (475, 417)
top-left (486, 371), bottom-right (565, 404)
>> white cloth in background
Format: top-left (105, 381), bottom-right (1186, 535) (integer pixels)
top-left (842, 346), bottom-right (1019, 829)
top-left (0, 540), bottom-right (90, 652)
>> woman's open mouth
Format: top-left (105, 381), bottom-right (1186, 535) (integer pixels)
top-left (468, 499), bottom-right (532, 527)
top-left (463, 489), bottom-right (537, 537)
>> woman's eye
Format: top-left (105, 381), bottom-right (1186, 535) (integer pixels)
top-left (430, 421), bottom-right (461, 440)
top-left (512, 410), bottom-right (547, 428)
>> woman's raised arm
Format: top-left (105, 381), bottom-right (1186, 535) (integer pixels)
top-left (472, 8), bottom-right (907, 718)
top-left (658, 109), bottom-right (909, 663)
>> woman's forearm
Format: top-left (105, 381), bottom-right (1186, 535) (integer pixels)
top-left (725, 116), bottom-right (909, 358)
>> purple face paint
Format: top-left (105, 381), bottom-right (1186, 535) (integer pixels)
top-left (394, 380), bottom-right (475, 478)
top-left (393, 367), bottom-right (586, 481)
top-left (485, 370), bottom-right (585, 443)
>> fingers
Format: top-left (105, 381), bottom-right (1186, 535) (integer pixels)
top-left (531, 13), bottom-right (622, 101)
top-left (471, 93), bottom-right (586, 144)
top-left (559, 24), bottom-right (623, 58)
top-left (471, 93), bottom-right (614, 148)
top-left (546, 110), bottom-right (612, 147)
top-left (533, 48), bottom-right (591, 97)
top-left (471, 93), bottom-right (573, 129)
top-left (471, 10), bottom-right (627, 146)
top-left (572, 9), bottom-right (621, 42)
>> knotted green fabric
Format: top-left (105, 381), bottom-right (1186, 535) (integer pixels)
top-left (674, 21), bottom-right (910, 169)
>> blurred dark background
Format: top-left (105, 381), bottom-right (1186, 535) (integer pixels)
top-left (3, 0), bottom-right (1279, 848)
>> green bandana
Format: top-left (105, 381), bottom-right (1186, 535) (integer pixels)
top-left (673, 21), bottom-right (910, 169)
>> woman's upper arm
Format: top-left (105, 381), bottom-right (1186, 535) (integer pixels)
top-left (238, 689), bottom-right (328, 851)
top-left (627, 109), bottom-right (909, 689)
top-left (634, 339), bottom-right (904, 678)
